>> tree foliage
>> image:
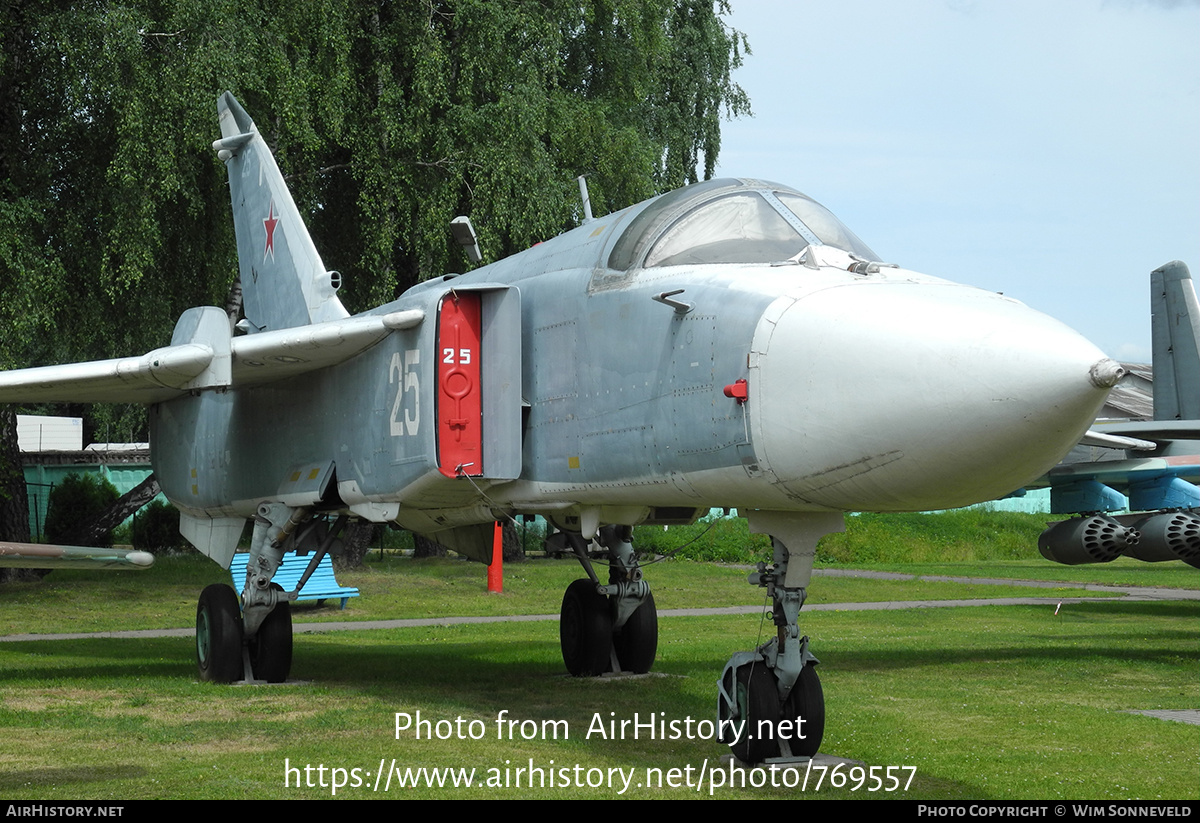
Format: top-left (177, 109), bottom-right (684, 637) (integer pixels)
top-left (319, 0), bottom-right (751, 307)
top-left (2, 2), bottom-right (748, 358)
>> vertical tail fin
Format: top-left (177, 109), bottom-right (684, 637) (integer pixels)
top-left (1150, 261), bottom-right (1200, 421)
top-left (213, 92), bottom-right (348, 333)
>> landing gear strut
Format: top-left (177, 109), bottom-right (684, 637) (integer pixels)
top-left (192, 504), bottom-right (348, 683)
top-left (718, 512), bottom-right (842, 763)
top-left (556, 525), bottom-right (658, 675)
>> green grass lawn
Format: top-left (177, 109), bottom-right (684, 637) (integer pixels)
top-left (0, 553), bottom-right (1195, 800)
top-left (0, 553), bottom-right (1143, 635)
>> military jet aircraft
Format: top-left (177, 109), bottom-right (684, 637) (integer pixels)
top-left (0, 92), bottom-right (1127, 763)
top-left (1034, 261), bottom-right (1200, 568)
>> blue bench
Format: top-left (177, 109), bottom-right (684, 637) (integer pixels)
top-left (229, 552), bottom-right (360, 609)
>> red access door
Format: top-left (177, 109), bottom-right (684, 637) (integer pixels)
top-left (437, 292), bottom-right (483, 477)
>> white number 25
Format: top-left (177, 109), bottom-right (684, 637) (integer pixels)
top-left (389, 349), bottom-right (420, 436)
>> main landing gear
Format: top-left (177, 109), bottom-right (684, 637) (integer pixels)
top-left (194, 504), bottom-right (347, 684)
top-left (717, 512), bottom-right (843, 764)
top-left (555, 525), bottom-right (658, 676)
top-left (195, 579), bottom-right (293, 684)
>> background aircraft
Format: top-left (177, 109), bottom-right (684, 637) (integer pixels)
top-left (1034, 261), bottom-right (1200, 569)
top-left (0, 93), bottom-right (1126, 763)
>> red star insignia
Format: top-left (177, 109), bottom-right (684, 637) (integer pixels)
top-left (263, 201), bottom-right (279, 260)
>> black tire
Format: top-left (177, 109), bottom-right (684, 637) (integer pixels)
top-left (249, 583), bottom-right (292, 683)
top-left (719, 666), bottom-right (738, 736)
top-left (196, 584), bottom-right (244, 683)
top-left (560, 578), bottom-right (613, 676)
top-left (781, 664), bottom-right (824, 757)
top-left (613, 590), bottom-right (657, 673)
top-left (730, 664), bottom-right (781, 763)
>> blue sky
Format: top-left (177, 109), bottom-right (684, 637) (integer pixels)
top-left (712, 0), bottom-right (1199, 362)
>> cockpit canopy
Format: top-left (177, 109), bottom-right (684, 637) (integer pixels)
top-left (607, 178), bottom-right (878, 271)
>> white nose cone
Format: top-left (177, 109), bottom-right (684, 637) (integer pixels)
top-left (750, 282), bottom-right (1117, 511)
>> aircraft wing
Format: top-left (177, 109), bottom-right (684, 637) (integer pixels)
top-left (1028, 422), bottom-right (1200, 503)
top-left (0, 542), bottom-right (155, 569)
top-left (1046, 452), bottom-right (1200, 492)
top-left (0, 345), bottom-right (215, 404)
top-left (0, 308), bottom-right (424, 405)
top-left (230, 309), bottom-right (423, 384)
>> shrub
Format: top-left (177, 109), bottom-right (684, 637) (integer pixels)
top-left (815, 510), bottom-right (1050, 564)
top-left (630, 509), bottom-right (1051, 565)
top-left (634, 515), bottom-right (772, 563)
top-left (131, 499), bottom-right (184, 554)
top-left (43, 472), bottom-right (120, 547)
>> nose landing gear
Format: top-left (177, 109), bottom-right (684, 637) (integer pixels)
top-left (718, 511), bottom-right (842, 763)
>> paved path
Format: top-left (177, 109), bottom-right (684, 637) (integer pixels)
top-left (2, 569), bottom-right (1194, 643)
top-left (814, 567), bottom-right (1200, 600)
